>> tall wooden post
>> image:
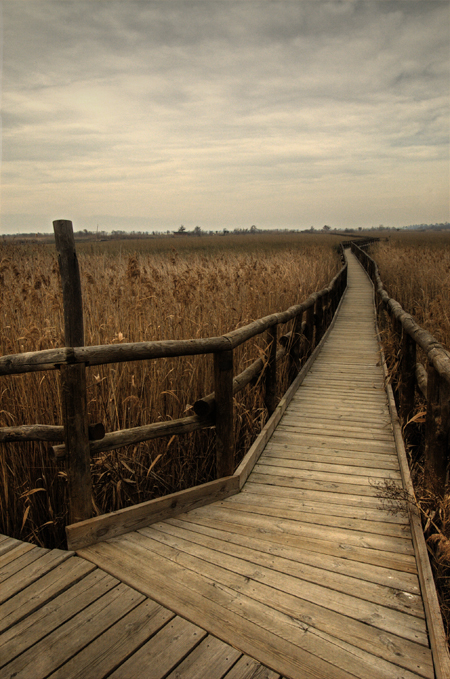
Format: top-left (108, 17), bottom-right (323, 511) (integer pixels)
top-left (53, 219), bottom-right (92, 524)
top-left (214, 349), bottom-right (234, 478)
top-left (265, 325), bottom-right (278, 416)
top-left (399, 330), bottom-right (416, 424)
top-left (424, 365), bottom-right (450, 497)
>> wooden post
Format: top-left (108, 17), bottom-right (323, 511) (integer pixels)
top-left (214, 349), bottom-right (234, 478)
top-left (315, 294), bottom-right (324, 344)
top-left (424, 364), bottom-right (450, 497)
top-left (304, 303), bottom-right (314, 357)
top-left (53, 219), bottom-right (92, 524)
top-left (289, 311), bottom-right (303, 380)
top-left (399, 330), bottom-right (416, 424)
top-left (265, 325), bottom-right (277, 416)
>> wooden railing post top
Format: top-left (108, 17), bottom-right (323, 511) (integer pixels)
top-left (53, 219), bottom-right (84, 349)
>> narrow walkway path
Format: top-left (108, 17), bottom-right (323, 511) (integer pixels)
top-left (76, 253), bottom-right (434, 679)
top-left (0, 253), bottom-right (435, 678)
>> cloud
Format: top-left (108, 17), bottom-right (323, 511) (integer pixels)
top-left (1, 1), bottom-right (449, 232)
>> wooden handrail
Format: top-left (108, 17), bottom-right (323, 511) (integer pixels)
top-left (0, 221), bottom-right (348, 524)
top-left (351, 241), bottom-right (450, 495)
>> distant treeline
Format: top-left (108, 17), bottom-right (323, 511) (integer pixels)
top-left (2, 221), bottom-right (449, 242)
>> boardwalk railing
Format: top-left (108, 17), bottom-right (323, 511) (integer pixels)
top-left (0, 220), bottom-right (347, 526)
top-left (352, 241), bottom-right (450, 495)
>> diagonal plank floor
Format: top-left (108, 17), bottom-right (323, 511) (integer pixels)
top-left (76, 252), bottom-right (435, 679)
top-left (0, 533), bottom-right (282, 678)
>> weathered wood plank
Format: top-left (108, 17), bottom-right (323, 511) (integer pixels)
top-left (129, 530), bottom-right (432, 674)
top-left (240, 484), bottom-right (408, 524)
top-left (269, 431), bottom-right (397, 453)
top-left (0, 550), bottom-right (72, 604)
top-left (0, 556), bottom-right (95, 633)
top-left (66, 475), bottom-right (240, 551)
top-left (249, 471), bottom-right (387, 497)
top-left (0, 569), bottom-right (119, 667)
top-left (0, 541), bottom-right (36, 568)
top-left (49, 600), bottom-right (175, 679)
top-left (223, 494), bottom-right (411, 538)
top-left (168, 515), bottom-right (419, 593)
top-left (259, 454), bottom-right (401, 479)
top-left (262, 444), bottom-right (400, 470)
top-left (223, 655), bottom-right (281, 679)
top-left (253, 462), bottom-right (396, 488)
top-left (165, 633), bottom-right (241, 679)
top-left (183, 503), bottom-right (415, 556)
top-left (148, 520), bottom-right (422, 617)
top-left (78, 540), bottom-right (354, 679)
top-left (2, 583), bottom-right (144, 679)
top-left (172, 508), bottom-right (418, 572)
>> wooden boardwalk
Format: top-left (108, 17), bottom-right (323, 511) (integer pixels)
top-left (0, 252), bottom-right (442, 678)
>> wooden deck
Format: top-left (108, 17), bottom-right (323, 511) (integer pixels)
top-left (1, 252), bottom-right (447, 678)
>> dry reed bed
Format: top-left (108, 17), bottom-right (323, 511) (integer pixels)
top-left (0, 234), bottom-right (340, 547)
top-left (370, 231), bottom-right (450, 640)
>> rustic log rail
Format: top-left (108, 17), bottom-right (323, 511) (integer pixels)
top-left (351, 241), bottom-right (450, 495)
top-left (0, 220), bottom-right (347, 525)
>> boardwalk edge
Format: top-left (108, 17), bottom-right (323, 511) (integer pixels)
top-left (378, 331), bottom-right (450, 679)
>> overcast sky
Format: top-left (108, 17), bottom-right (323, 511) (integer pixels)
top-left (1, 0), bottom-right (449, 234)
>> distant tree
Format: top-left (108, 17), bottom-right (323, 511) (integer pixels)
top-left (177, 225), bottom-right (186, 233)
top-left (194, 226), bottom-right (202, 236)
top-left (322, 225), bottom-right (331, 232)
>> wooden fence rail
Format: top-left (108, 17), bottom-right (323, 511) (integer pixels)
top-left (351, 241), bottom-right (450, 495)
top-left (1, 220), bottom-right (347, 525)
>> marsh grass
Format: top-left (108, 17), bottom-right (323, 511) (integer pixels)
top-left (0, 233), bottom-right (340, 547)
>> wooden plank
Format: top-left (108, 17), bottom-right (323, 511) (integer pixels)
top-left (165, 634), bottom-right (241, 679)
top-left (240, 484), bottom-right (408, 524)
top-left (184, 504), bottom-right (415, 556)
top-left (262, 444), bottom-right (401, 470)
top-left (66, 475), bottom-right (240, 551)
top-left (0, 549), bottom-right (72, 604)
top-left (269, 431), bottom-right (397, 454)
top-left (259, 453), bottom-right (401, 479)
top-left (244, 477), bottom-right (392, 508)
top-left (285, 405), bottom-right (391, 424)
top-left (223, 495), bottom-right (411, 538)
top-left (0, 546), bottom-right (47, 582)
top-left (79, 538), bottom-right (431, 679)
top-left (0, 541), bottom-right (36, 568)
top-left (0, 556), bottom-right (95, 633)
top-left (249, 471), bottom-right (387, 497)
top-left (253, 462), bottom-right (397, 488)
top-left (168, 515), bottom-right (420, 594)
top-left (2, 582), bottom-right (144, 679)
top-left (49, 600), bottom-right (175, 679)
top-left (276, 420), bottom-right (394, 441)
top-left (174, 508), bottom-right (418, 572)
top-left (290, 391), bottom-right (388, 406)
top-left (0, 569), bottom-right (119, 668)
top-left (78, 540), bottom-right (354, 679)
top-left (149, 520), bottom-right (423, 618)
top-left (223, 655), bottom-right (281, 679)
top-left (130, 530), bottom-right (432, 675)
